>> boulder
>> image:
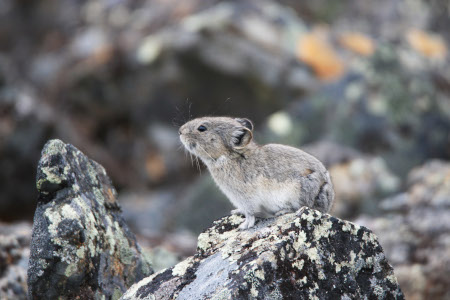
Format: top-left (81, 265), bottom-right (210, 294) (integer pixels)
top-left (27, 139), bottom-right (153, 300)
top-left (122, 207), bottom-right (404, 299)
top-left (357, 160), bottom-right (450, 300)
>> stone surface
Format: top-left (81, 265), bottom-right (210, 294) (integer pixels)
top-left (27, 139), bottom-right (153, 300)
top-left (122, 207), bottom-right (404, 300)
top-left (357, 160), bottom-right (450, 300)
top-left (0, 222), bottom-right (31, 300)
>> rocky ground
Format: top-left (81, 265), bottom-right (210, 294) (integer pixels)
top-left (0, 222), bottom-right (30, 300)
top-left (357, 160), bottom-right (450, 300)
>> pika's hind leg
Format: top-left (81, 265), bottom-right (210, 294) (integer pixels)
top-left (314, 179), bottom-right (335, 213)
top-left (239, 214), bottom-right (255, 230)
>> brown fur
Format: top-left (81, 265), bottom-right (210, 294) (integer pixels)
top-left (180, 117), bottom-right (335, 229)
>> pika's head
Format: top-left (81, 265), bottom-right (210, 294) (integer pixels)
top-left (179, 117), bottom-right (254, 161)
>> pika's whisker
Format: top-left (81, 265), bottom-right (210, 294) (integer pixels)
top-left (197, 144), bottom-right (214, 162)
top-left (195, 156), bottom-right (202, 174)
top-left (189, 152), bottom-right (194, 168)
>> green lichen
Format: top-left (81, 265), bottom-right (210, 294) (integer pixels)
top-left (172, 257), bottom-right (193, 276)
top-left (93, 188), bottom-right (105, 205)
top-left (44, 139), bottom-right (66, 155)
top-left (114, 221), bottom-right (134, 265)
top-left (112, 288), bottom-right (123, 300)
top-left (64, 263), bottom-right (78, 277)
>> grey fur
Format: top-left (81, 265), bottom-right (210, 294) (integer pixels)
top-left (179, 117), bottom-right (335, 229)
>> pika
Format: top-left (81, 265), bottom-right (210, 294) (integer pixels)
top-left (179, 117), bottom-right (334, 230)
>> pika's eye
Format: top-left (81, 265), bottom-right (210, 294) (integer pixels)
top-left (197, 125), bottom-right (207, 132)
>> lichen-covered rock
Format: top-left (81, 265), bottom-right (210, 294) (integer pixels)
top-left (122, 207), bottom-right (403, 299)
top-left (357, 160), bottom-right (450, 300)
top-left (27, 139), bottom-right (153, 300)
top-left (0, 222), bottom-right (31, 300)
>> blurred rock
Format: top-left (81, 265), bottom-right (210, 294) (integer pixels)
top-left (27, 140), bottom-right (153, 300)
top-left (302, 140), bottom-right (360, 168)
top-left (357, 160), bottom-right (450, 300)
top-left (132, 0), bottom-right (311, 120)
top-left (0, 57), bottom-right (55, 220)
top-left (0, 222), bottom-right (31, 300)
top-left (330, 156), bottom-right (400, 219)
top-left (297, 27), bottom-right (345, 80)
top-left (120, 176), bottom-right (231, 254)
top-left (145, 247), bottom-right (182, 273)
top-left (173, 175), bottom-right (234, 234)
top-left (289, 41), bottom-right (450, 176)
top-left (120, 191), bottom-right (179, 236)
top-left (122, 207), bottom-right (404, 299)
top-left (339, 32), bottom-right (375, 56)
top-left (1, 0), bottom-right (449, 223)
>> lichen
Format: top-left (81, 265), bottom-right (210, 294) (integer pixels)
top-left (172, 257), bottom-right (193, 277)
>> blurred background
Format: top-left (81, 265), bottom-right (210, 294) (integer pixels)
top-left (0, 0), bottom-right (449, 299)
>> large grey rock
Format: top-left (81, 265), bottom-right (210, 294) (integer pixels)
top-left (122, 207), bottom-right (403, 299)
top-left (27, 139), bottom-right (153, 300)
top-left (357, 160), bottom-right (450, 300)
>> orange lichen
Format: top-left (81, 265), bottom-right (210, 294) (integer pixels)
top-left (407, 29), bottom-right (447, 59)
top-left (297, 29), bottom-right (345, 81)
top-left (339, 32), bottom-right (375, 56)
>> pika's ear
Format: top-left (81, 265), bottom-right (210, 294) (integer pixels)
top-left (235, 118), bottom-right (253, 131)
top-left (231, 127), bottom-right (253, 149)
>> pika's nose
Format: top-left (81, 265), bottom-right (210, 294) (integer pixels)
top-left (178, 129), bottom-right (182, 135)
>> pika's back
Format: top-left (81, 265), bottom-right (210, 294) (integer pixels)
top-left (233, 143), bottom-right (330, 185)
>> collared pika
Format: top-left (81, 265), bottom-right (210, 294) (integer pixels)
top-left (179, 116), bottom-right (335, 230)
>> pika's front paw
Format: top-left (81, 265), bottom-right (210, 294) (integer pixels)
top-left (231, 209), bottom-right (244, 215)
top-left (239, 221), bottom-right (249, 230)
top-left (239, 215), bottom-right (255, 230)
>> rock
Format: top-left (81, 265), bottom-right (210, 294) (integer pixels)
top-left (27, 139), bottom-right (153, 300)
top-left (289, 43), bottom-right (450, 176)
top-left (329, 155), bottom-right (400, 219)
top-left (122, 207), bottom-right (404, 300)
top-left (302, 141), bottom-right (361, 168)
top-left (357, 160), bottom-right (450, 300)
top-left (0, 222), bottom-right (31, 300)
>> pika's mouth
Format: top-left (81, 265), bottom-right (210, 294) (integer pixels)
top-left (180, 136), bottom-right (197, 152)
